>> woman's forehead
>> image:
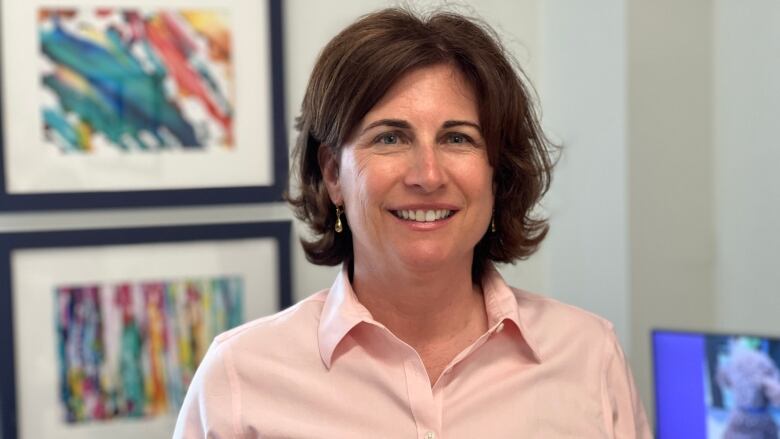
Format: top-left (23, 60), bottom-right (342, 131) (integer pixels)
top-left (358, 64), bottom-right (480, 129)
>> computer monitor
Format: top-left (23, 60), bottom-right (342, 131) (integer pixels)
top-left (652, 329), bottom-right (780, 438)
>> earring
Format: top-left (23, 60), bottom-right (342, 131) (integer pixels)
top-left (491, 212), bottom-right (496, 233)
top-left (335, 206), bottom-right (343, 233)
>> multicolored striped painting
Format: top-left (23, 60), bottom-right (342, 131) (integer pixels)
top-left (54, 276), bottom-right (243, 423)
top-left (39, 8), bottom-right (234, 152)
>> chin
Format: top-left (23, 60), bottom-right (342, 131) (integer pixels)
top-left (394, 245), bottom-right (465, 271)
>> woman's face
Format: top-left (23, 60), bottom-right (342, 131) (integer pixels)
top-left (321, 64), bottom-right (494, 273)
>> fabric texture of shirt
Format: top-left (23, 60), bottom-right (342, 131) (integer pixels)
top-left (173, 264), bottom-right (653, 438)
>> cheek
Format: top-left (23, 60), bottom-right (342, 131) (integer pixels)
top-left (354, 156), bottom-right (397, 199)
top-left (340, 155), bottom-right (387, 221)
top-left (337, 152), bottom-right (364, 201)
top-left (459, 158), bottom-right (494, 197)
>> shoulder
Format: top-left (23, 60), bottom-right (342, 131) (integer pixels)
top-left (174, 291), bottom-right (332, 437)
top-left (505, 287), bottom-right (652, 435)
top-left (511, 287), bottom-right (614, 336)
top-left (210, 290), bottom-right (328, 357)
top-left (509, 287), bottom-right (616, 361)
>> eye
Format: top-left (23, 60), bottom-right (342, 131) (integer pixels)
top-left (373, 132), bottom-right (404, 145)
top-left (380, 133), bottom-right (398, 144)
top-left (445, 132), bottom-right (472, 144)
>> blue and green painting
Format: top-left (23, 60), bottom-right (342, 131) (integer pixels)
top-left (39, 8), bottom-right (234, 152)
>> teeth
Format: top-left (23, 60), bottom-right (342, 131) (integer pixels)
top-left (394, 209), bottom-right (453, 222)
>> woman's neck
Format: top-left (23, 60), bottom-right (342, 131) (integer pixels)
top-left (350, 256), bottom-right (488, 356)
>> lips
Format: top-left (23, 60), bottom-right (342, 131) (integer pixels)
top-left (391, 209), bottom-right (454, 222)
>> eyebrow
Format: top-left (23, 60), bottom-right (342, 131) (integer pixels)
top-left (360, 119), bottom-right (411, 134)
top-left (442, 120), bottom-right (482, 131)
top-left (360, 118), bottom-right (482, 134)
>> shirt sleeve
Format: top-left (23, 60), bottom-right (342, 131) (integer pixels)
top-left (600, 325), bottom-right (654, 439)
top-left (173, 340), bottom-right (241, 439)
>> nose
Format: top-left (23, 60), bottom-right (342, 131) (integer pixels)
top-left (403, 142), bottom-right (447, 193)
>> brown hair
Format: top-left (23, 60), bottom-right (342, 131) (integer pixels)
top-left (287, 7), bottom-right (555, 281)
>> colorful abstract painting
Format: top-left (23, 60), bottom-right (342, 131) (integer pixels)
top-left (39, 8), bottom-right (234, 152)
top-left (54, 276), bottom-right (243, 423)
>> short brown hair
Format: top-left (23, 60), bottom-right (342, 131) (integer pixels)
top-left (287, 7), bottom-right (554, 281)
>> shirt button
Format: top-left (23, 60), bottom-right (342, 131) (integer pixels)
top-left (425, 432), bottom-right (436, 439)
top-left (496, 322), bottom-right (505, 332)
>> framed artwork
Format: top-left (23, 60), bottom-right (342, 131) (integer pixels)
top-left (0, 0), bottom-right (287, 210)
top-left (0, 221), bottom-right (292, 438)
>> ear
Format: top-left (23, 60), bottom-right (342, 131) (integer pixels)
top-left (318, 144), bottom-right (343, 205)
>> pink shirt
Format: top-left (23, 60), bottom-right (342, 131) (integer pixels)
top-left (174, 265), bottom-right (652, 438)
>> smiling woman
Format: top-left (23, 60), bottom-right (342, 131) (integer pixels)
top-left (174, 7), bottom-right (653, 438)
top-left (288, 9), bottom-right (553, 281)
top-left (319, 64), bottom-right (495, 282)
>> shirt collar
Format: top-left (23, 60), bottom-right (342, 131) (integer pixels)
top-left (481, 264), bottom-right (543, 363)
top-left (317, 264), bottom-right (542, 368)
top-left (317, 267), bottom-right (374, 368)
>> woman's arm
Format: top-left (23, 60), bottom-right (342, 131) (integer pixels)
top-left (600, 326), bottom-right (654, 439)
top-left (173, 340), bottom-right (241, 438)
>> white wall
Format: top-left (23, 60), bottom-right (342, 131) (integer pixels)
top-left (713, 1), bottom-right (780, 331)
top-left (628, 0), bottom-right (716, 418)
top-left (539, 0), bottom-right (630, 347)
top-left (622, 0), bottom-right (780, 421)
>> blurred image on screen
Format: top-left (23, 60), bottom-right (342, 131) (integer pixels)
top-left (654, 330), bottom-right (780, 439)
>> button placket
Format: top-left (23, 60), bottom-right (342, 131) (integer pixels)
top-left (404, 358), bottom-right (440, 439)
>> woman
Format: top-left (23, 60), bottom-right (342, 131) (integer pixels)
top-left (174, 8), bottom-right (652, 438)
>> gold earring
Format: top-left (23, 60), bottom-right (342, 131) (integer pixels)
top-left (335, 206), bottom-right (343, 233)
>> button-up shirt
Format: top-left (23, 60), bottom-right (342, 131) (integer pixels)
top-left (174, 265), bottom-right (652, 438)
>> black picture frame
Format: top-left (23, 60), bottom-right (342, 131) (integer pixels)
top-left (0, 220), bottom-right (292, 438)
top-left (0, 0), bottom-right (287, 211)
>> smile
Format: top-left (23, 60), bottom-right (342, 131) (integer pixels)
top-left (392, 209), bottom-right (454, 222)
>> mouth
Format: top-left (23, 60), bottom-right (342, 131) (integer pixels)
top-left (391, 209), bottom-right (455, 223)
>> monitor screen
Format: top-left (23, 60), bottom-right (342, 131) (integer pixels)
top-left (652, 330), bottom-right (780, 439)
